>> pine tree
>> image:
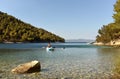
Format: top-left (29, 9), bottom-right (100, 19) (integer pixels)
top-left (113, 0), bottom-right (120, 23)
top-left (96, 0), bottom-right (120, 43)
top-left (0, 11), bottom-right (65, 43)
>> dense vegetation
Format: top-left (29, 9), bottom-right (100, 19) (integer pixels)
top-left (0, 11), bottom-right (65, 43)
top-left (96, 0), bottom-right (120, 43)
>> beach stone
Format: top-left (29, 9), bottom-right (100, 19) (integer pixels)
top-left (11, 60), bottom-right (41, 74)
top-left (61, 77), bottom-right (72, 79)
top-left (0, 70), bottom-right (3, 73)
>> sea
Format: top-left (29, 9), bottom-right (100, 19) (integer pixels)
top-left (0, 42), bottom-right (120, 79)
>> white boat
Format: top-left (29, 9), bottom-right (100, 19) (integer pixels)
top-left (46, 47), bottom-right (54, 51)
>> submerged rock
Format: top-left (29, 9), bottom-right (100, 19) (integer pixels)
top-left (11, 60), bottom-right (41, 74)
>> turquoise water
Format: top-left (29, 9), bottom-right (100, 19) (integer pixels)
top-left (0, 43), bottom-right (120, 79)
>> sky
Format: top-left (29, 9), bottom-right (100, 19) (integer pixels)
top-left (0, 0), bottom-right (116, 40)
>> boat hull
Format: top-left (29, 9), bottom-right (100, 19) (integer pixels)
top-left (46, 47), bottom-right (54, 51)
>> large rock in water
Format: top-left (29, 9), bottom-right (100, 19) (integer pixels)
top-left (11, 60), bottom-right (41, 74)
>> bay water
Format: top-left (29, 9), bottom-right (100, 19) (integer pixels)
top-left (0, 43), bottom-right (120, 79)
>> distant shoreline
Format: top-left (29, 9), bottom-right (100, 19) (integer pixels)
top-left (2, 42), bottom-right (90, 43)
top-left (65, 42), bottom-right (89, 43)
top-left (1, 41), bottom-right (64, 44)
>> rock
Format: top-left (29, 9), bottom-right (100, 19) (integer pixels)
top-left (11, 60), bottom-right (41, 74)
top-left (92, 42), bottom-right (104, 45)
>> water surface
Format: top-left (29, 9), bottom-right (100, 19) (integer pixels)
top-left (0, 43), bottom-right (120, 79)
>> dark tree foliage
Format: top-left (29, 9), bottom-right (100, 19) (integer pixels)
top-left (96, 0), bottom-right (120, 43)
top-left (0, 11), bottom-right (65, 43)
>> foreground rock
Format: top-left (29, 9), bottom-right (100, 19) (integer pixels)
top-left (11, 60), bottom-right (41, 74)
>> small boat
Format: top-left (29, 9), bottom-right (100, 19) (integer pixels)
top-left (46, 47), bottom-right (54, 51)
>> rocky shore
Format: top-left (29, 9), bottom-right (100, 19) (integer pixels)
top-left (93, 39), bottom-right (120, 47)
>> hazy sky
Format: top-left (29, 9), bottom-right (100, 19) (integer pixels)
top-left (0, 0), bottom-right (116, 40)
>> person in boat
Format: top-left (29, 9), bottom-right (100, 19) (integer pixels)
top-left (46, 42), bottom-right (54, 51)
top-left (47, 42), bottom-right (51, 48)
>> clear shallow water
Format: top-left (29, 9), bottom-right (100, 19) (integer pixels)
top-left (0, 43), bottom-right (120, 79)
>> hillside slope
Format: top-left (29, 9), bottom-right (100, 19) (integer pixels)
top-left (0, 11), bottom-right (64, 43)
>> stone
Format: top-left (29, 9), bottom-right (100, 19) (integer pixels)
top-left (11, 60), bottom-right (41, 74)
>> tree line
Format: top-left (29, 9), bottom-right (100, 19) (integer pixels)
top-left (96, 0), bottom-right (120, 43)
top-left (0, 11), bottom-right (65, 43)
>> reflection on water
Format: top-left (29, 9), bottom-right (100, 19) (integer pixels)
top-left (0, 43), bottom-right (120, 78)
top-left (97, 48), bottom-right (120, 75)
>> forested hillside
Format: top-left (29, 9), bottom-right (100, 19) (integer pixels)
top-left (96, 0), bottom-right (120, 44)
top-left (0, 11), bottom-right (65, 43)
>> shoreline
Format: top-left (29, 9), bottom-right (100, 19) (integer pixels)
top-left (92, 41), bottom-right (120, 48)
top-left (1, 41), bottom-right (65, 44)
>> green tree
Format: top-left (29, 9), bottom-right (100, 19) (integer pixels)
top-left (96, 0), bottom-right (120, 43)
top-left (0, 11), bottom-right (65, 43)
